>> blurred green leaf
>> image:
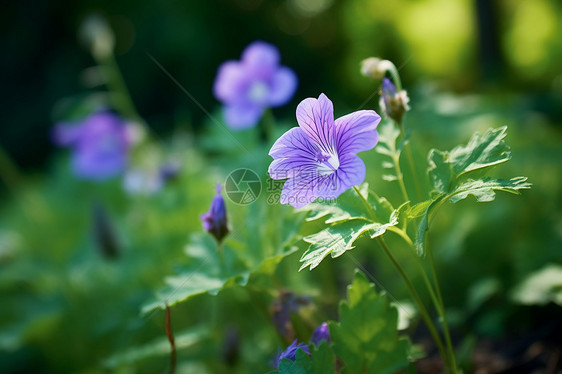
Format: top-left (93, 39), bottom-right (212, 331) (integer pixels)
top-left (103, 326), bottom-right (208, 369)
top-left (329, 271), bottom-right (411, 374)
top-left (511, 264), bottom-right (562, 306)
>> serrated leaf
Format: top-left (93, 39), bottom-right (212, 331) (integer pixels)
top-left (448, 177), bottom-right (531, 203)
top-left (274, 342), bottom-right (335, 374)
top-left (376, 121), bottom-right (402, 182)
top-left (299, 184), bottom-right (371, 224)
top-left (300, 213), bottom-right (398, 271)
top-left (428, 126), bottom-right (512, 193)
top-left (330, 271), bottom-right (411, 374)
top-left (278, 349), bottom-right (311, 374)
top-left (405, 200), bottom-right (432, 219)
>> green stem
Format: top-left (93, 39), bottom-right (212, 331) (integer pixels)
top-left (96, 52), bottom-right (144, 124)
top-left (376, 237), bottom-right (449, 368)
top-left (396, 121), bottom-right (424, 203)
top-left (393, 153), bottom-right (409, 203)
top-left (217, 242), bottom-right (226, 276)
top-left (353, 186), bottom-right (377, 219)
top-left (353, 187), bottom-right (449, 368)
top-left (260, 108), bottom-right (275, 144)
top-left (427, 243), bottom-right (458, 373)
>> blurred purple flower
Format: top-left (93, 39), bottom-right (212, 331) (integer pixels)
top-left (311, 322), bottom-right (330, 346)
top-left (268, 93), bottom-right (381, 208)
top-left (275, 339), bottom-right (310, 368)
top-left (201, 184), bottom-right (229, 243)
top-left (214, 41), bottom-right (298, 129)
top-left (52, 111), bottom-right (133, 180)
top-left (380, 78), bottom-right (410, 124)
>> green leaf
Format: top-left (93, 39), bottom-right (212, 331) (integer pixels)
top-left (274, 342), bottom-right (335, 374)
top-left (448, 177), bottom-right (531, 203)
top-left (375, 121), bottom-right (402, 182)
top-left (310, 341), bottom-right (336, 373)
top-left (511, 264), bottom-right (562, 306)
top-left (278, 349), bottom-right (312, 374)
top-left (428, 126), bottom-right (512, 193)
top-left (299, 183), bottom-right (371, 224)
top-left (142, 234), bottom-right (298, 314)
top-left (300, 212), bottom-right (398, 271)
top-left (103, 326), bottom-right (207, 369)
top-left (330, 271), bottom-right (411, 374)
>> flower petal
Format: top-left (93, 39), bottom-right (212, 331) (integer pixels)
top-left (268, 66), bottom-right (297, 107)
top-left (213, 61), bottom-right (248, 103)
top-left (269, 127), bottom-right (316, 160)
top-left (296, 93), bottom-right (335, 153)
top-left (333, 154), bottom-right (367, 194)
top-left (241, 41), bottom-right (280, 78)
top-left (223, 103), bottom-right (264, 130)
top-left (51, 123), bottom-right (82, 146)
top-left (335, 110), bottom-right (381, 155)
top-left (280, 173), bottom-right (325, 209)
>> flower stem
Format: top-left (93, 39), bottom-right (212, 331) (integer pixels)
top-left (353, 187), bottom-right (449, 367)
top-left (427, 243), bottom-right (458, 373)
top-left (95, 51), bottom-right (144, 125)
top-left (393, 153), bottom-right (409, 203)
top-left (396, 121), bottom-right (424, 203)
top-left (376, 236), bottom-right (449, 369)
top-left (260, 108), bottom-right (275, 144)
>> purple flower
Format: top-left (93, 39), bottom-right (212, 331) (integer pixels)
top-left (311, 322), bottom-right (330, 345)
top-left (214, 41), bottom-right (298, 129)
top-left (200, 184), bottom-right (229, 243)
top-left (275, 339), bottom-right (310, 368)
top-left (268, 93), bottom-right (381, 208)
top-left (380, 78), bottom-right (410, 124)
top-left (52, 111), bottom-right (133, 180)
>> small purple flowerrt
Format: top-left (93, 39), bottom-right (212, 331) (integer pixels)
top-left (380, 77), bottom-right (410, 124)
top-left (214, 41), bottom-right (298, 129)
top-left (52, 111), bottom-right (133, 180)
top-left (275, 339), bottom-right (310, 368)
top-left (201, 184), bottom-right (229, 243)
top-left (311, 322), bottom-right (330, 345)
top-left (268, 93), bottom-right (381, 208)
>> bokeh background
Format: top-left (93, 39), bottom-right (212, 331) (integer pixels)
top-left (1, 0), bottom-right (562, 373)
top-left (2, 0), bottom-right (561, 170)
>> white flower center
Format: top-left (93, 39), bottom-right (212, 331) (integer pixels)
top-left (316, 152), bottom-right (340, 176)
top-left (248, 81), bottom-right (269, 104)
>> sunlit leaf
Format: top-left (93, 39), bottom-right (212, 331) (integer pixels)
top-left (300, 212), bottom-right (398, 271)
top-left (428, 126), bottom-right (512, 193)
top-left (448, 177), bottom-right (531, 203)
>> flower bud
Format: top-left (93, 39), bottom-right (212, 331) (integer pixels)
top-left (379, 78), bottom-right (410, 124)
top-left (79, 14), bottom-right (115, 60)
top-left (360, 57), bottom-right (393, 79)
top-left (311, 322), bottom-right (330, 345)
top-left (200, 184), bottom-right (229, 243)
top-left (275, 339), bottom-right (310, 368)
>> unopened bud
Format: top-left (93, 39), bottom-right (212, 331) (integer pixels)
top-left (80, 14), bottom-right (115, 60)
top-left (361, 57), bottom-right (393, 79)
top-left (380, 78), bottom-right (410, 124)
top-left (200, 184), bottom-right (229, 243)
